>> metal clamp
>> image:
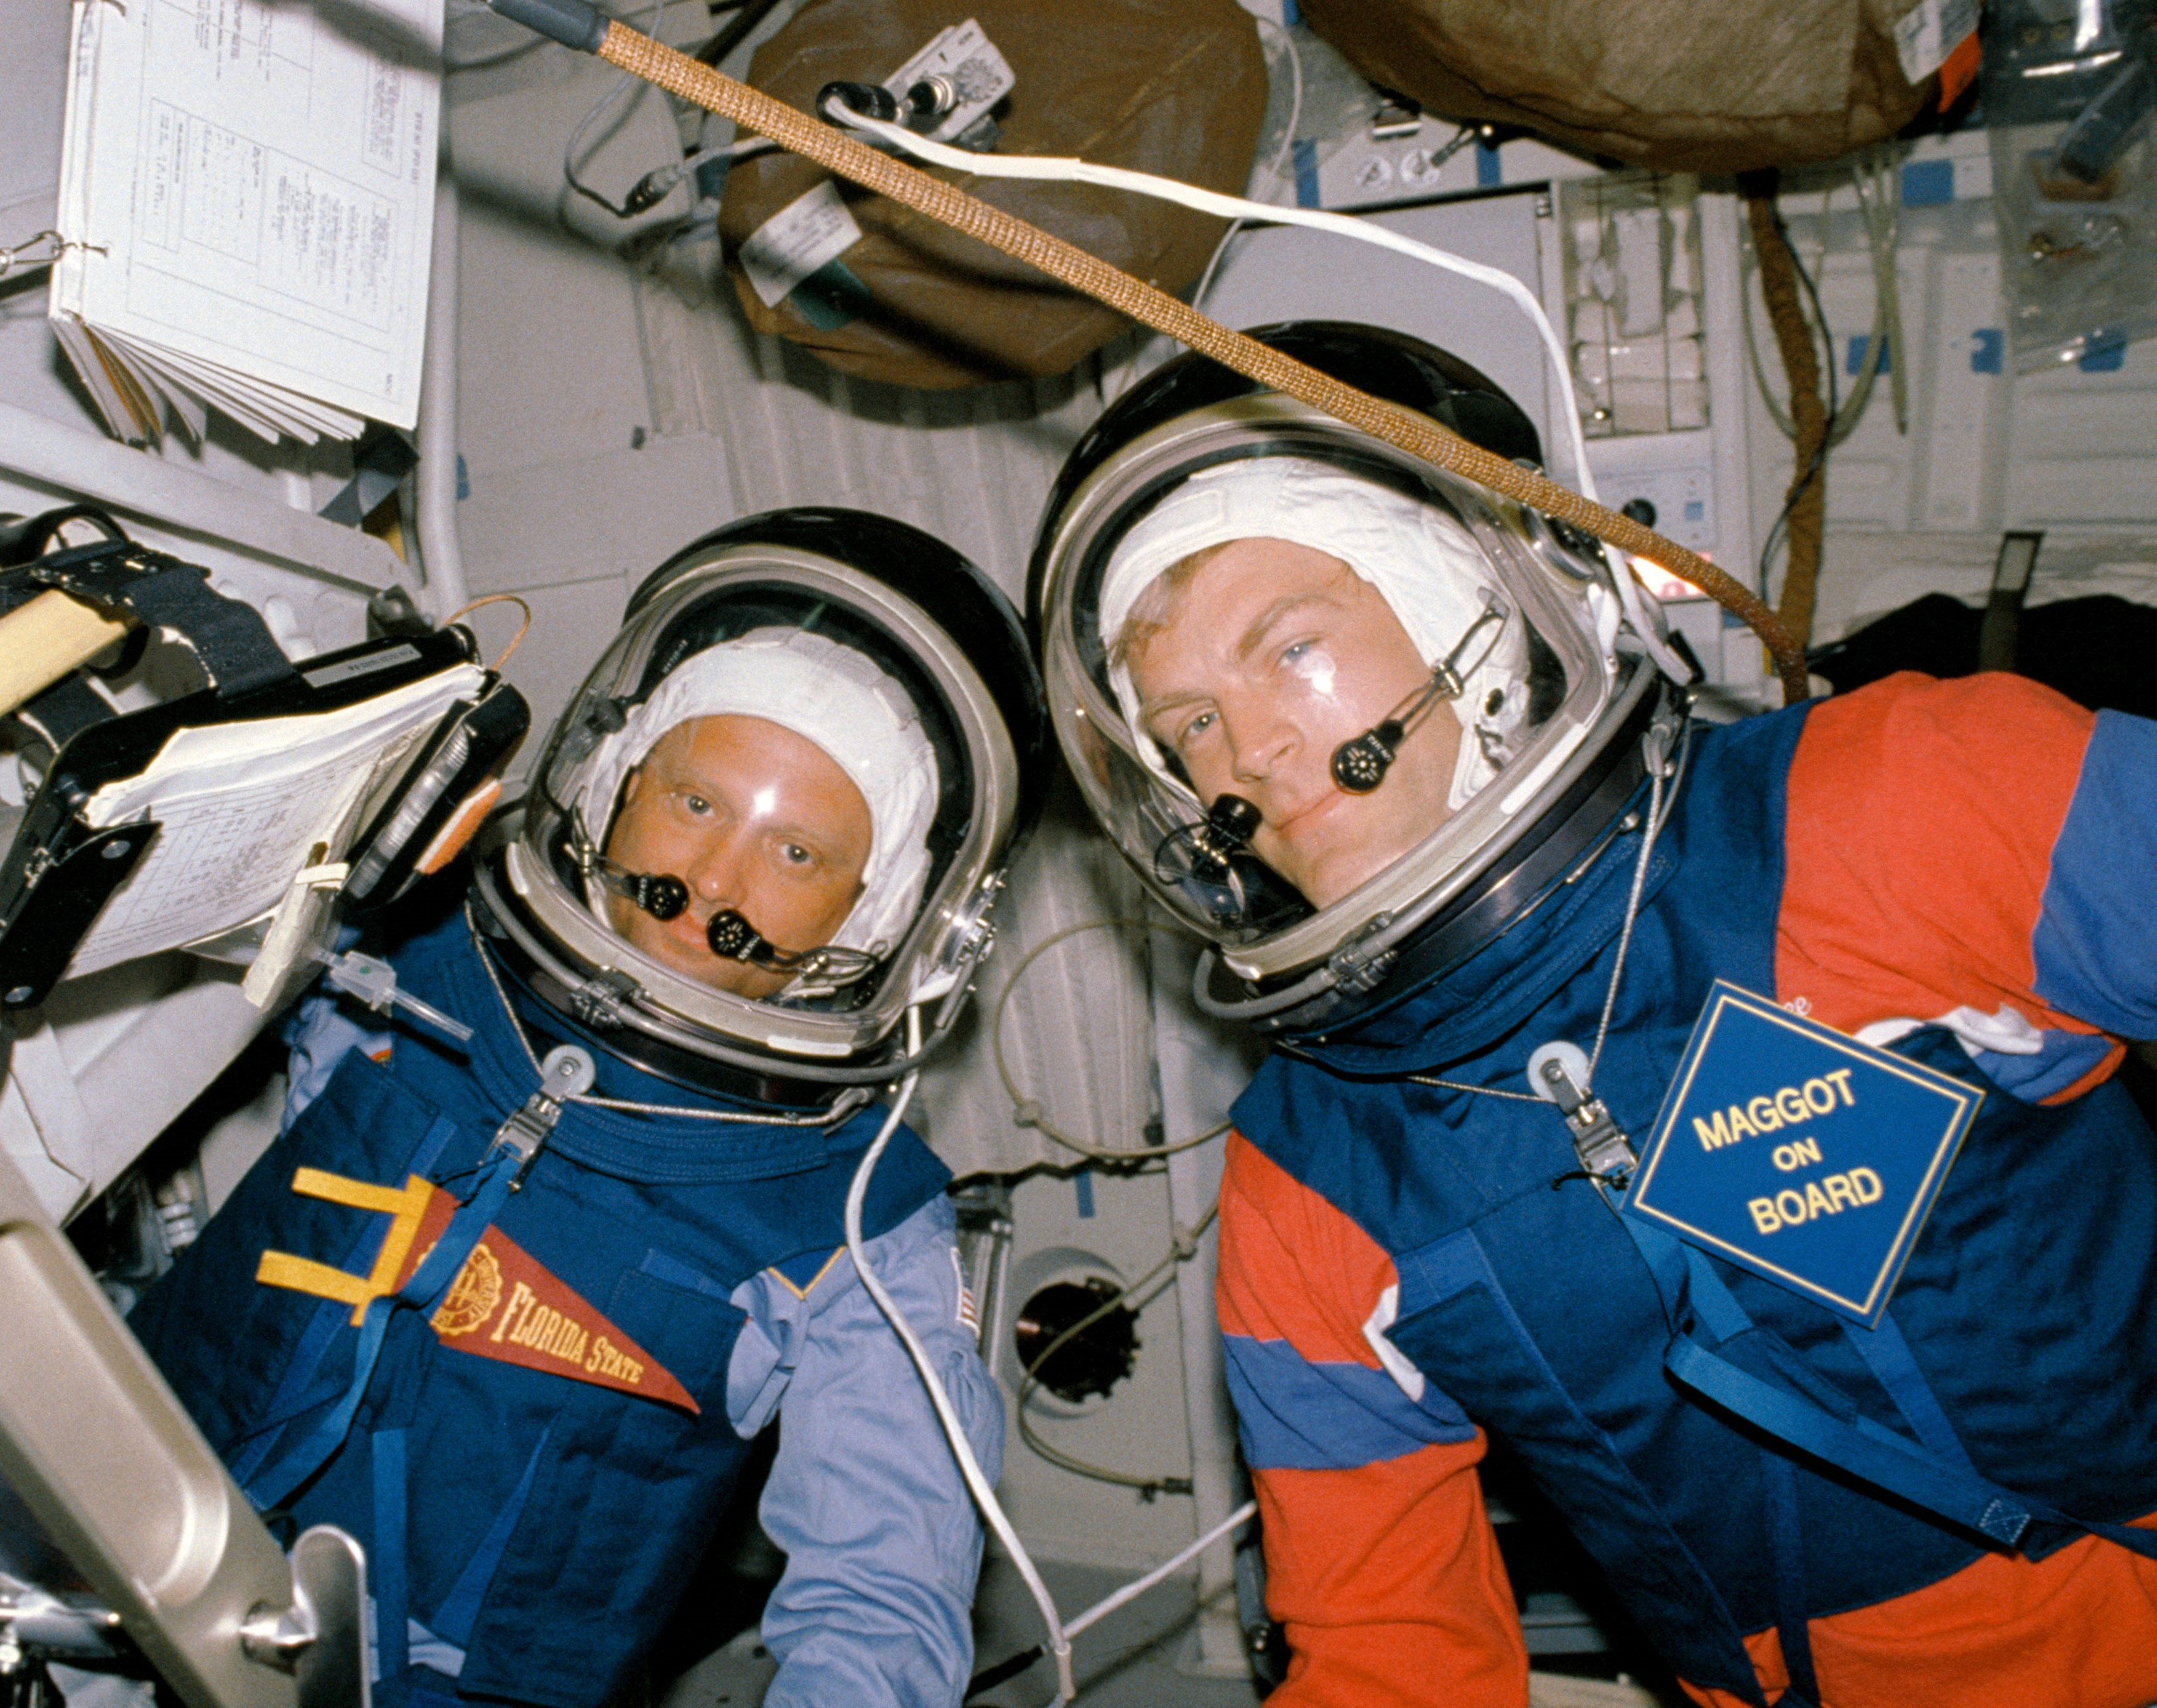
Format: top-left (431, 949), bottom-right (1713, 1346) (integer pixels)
top-left (1529, 1041), bottom-right (1637, 1185)
top-left (489, 1045), bottom-right (596, 1189)
top-left (237, 1527), bottom-right (368, 1708)
top-left (1327, 913), bottom-right (1400, 997)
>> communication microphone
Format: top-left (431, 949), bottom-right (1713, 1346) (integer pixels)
top-left (1329, 591), bottom-right (1509, 795)
top-left (706, 909), bottom-right (881, 986)
top-left (1154, 793), bottom-right (1262, 881)
top-left (1331, 723), bottom-right (1407, 794)
top-left (593, 860), bottom-right (690, 921)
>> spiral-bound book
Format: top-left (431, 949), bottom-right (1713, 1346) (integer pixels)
top-left (48, 0), bottom-right (441, 447)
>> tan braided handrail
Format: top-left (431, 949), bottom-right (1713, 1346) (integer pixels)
top-left (597, 21), bottom-right (1808, 705)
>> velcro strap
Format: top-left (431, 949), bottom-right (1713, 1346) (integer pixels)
top-left (22, 541), bottom-right (296, 699)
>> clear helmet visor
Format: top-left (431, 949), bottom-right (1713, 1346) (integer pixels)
top-left (573, 624), bottom-right (940, 998)
top-left (1041, 410), bottom-right (1627, 985)
top-left (497, 541), bottom-right (1021, 1077)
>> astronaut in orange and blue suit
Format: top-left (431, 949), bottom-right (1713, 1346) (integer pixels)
top-left (1029, 323), bottom-right (2157, 1708)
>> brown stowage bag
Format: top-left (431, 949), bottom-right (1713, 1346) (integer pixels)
top-left (717, 0), bottom-right (1264, 389)
top-left (1300, 0), bottom-right (1932, 176)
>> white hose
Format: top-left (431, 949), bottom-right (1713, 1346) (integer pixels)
top-left (814, 97), bottom-right (1723, 684)
top-left (847, 1011), bottom-right (1260, 1702)
top-left (823, 98), bottom-right (1599, 504)
top-left (1063, 1499), bottom-right (1258, 1639)
top-left (845, 1016), bottom-right (1075, 1698)
top-left (415, 156), bottom-right (470, 620)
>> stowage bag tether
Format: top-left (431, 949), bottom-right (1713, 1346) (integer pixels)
top-left (596, 18), bottom-right (1810, 704)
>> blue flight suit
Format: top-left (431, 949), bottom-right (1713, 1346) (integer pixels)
top-left (132, 894), bottom-right (999, 1708)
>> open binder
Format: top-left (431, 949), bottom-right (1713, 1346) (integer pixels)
top-left (47, 0), bottom-right (441, 446)
top-left (0, 542), bottom-right (526, 1013)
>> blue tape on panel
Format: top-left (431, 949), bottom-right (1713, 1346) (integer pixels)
top-left (1902, 159), bottom-right (1955, 207)
top-left (1292, 139), bottom-right (1320, 209)
top-left (2079, 330), bottom-right (2128, 372)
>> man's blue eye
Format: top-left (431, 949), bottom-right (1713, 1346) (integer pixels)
top-left (1180, 710), bottom-right (1216, 745)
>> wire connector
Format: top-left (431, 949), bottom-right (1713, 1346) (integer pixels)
top-left (485, 0), bottom-right (607, 52)
top-left (317, 949), bottom-right (474, 1045)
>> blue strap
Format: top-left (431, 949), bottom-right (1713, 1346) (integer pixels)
top-left (226, 1301), bottom-right (353, 1487)
top-left (231, 1114), bottom-right (463, 1488)
top-left (1666, 1332), bottom-right (2109, 1546)
top-left (371, 1429), bottom-right (410, 1685)
top-left (1757, 1453), bottom-right (1820, 1708)
top-left (1837, 1311), bottom-right (1977, 1474)
top-left (1617, 1206), bottom-right (2157, 1707)
top-left (1652, 1233), bottom-right (2157, 1560)
top-left (1663, 1308), bottom-right (2035, 1546)
top-left (1617, 1216), bottom-right (2030, 1543)
top-left (246, 1151), bottom-right (519, 1511)
top-left (426, 1425), bottom-right (552, 1648)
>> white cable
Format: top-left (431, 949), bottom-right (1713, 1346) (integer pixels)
top-left (563, 0), bottom-right (666, 216)
top-left (644, 133), bottom-right (780, 204)
top-left (1064, 1499), bottom-right (1259, 1640)
top-left (850, 1012), bottom-right (1263, 1702)
top-left (820, 96), bottom-right (1716, 698)
top-left (1187, 16), bottom-right (1306, 316)
top-left (822, 97), bottom-right (1598, 504)
top-left (1607, 550), bottom-right (1692, 684)
top-left (845, 1010), bottom-right (1076, 1701)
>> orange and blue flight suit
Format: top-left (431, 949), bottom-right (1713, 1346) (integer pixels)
top-left (1219, 671), bottom-right (2157, 1707)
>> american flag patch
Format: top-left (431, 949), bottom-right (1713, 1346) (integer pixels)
top-left (951, 1245), bottom-right (980, 1335)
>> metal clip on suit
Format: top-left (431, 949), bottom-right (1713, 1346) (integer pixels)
top-left (1531, 1041), bottom-right (1637, 1185)
top-left (491, 1045), bottom-right (596, 1190)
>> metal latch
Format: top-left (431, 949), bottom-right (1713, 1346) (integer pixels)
top-left (488, 1045), bottom-right (595, 1190)
top-left (1327, 912), bottom-right (1399, 997)
top-left (568, 968), bottom-right (639, 1030)
top-left (1528, 1040), bottom-right (1637, 1186)
top-left (238, 1526), bottom-right (368, 1708)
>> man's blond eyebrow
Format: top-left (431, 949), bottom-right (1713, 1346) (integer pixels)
top-left (1140, 686), bottom-right (1209, 721)
top-left (1235, 592), bottom-right (1333, 661)
top-left (1136, 591), bottom-right (1339, 729)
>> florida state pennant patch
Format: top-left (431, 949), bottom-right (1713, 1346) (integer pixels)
top-left (257, 1170), bottom-right (700, 1416)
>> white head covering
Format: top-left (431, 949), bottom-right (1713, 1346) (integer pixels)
top-left (1098, 458), bottom-right (1530, 810)
top-left (580, 627), bottom-right (939, 955)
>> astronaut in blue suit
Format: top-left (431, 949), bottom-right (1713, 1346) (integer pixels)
top-left (131, 512), bottom-right (1048, 1708)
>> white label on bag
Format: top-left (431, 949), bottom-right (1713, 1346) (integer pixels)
top-left (738, 181), bottom-right (863, 308)
top-left (1894, 0), bottom-right (1979, 84)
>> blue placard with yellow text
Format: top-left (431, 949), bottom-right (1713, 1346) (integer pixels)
top-left (1624, 982), bottom-right (1982, 1326)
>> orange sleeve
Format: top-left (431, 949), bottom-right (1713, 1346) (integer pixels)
top-left (1679, 1514), bottom-right (2157, 1708)
top-left (1220, 1134), bottom-right (1527, 1707)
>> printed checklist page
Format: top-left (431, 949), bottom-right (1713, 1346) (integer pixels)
top-left (51, 0), bottom-right (441, 434)
top-left (69, 661), bottom-right (482, 977)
